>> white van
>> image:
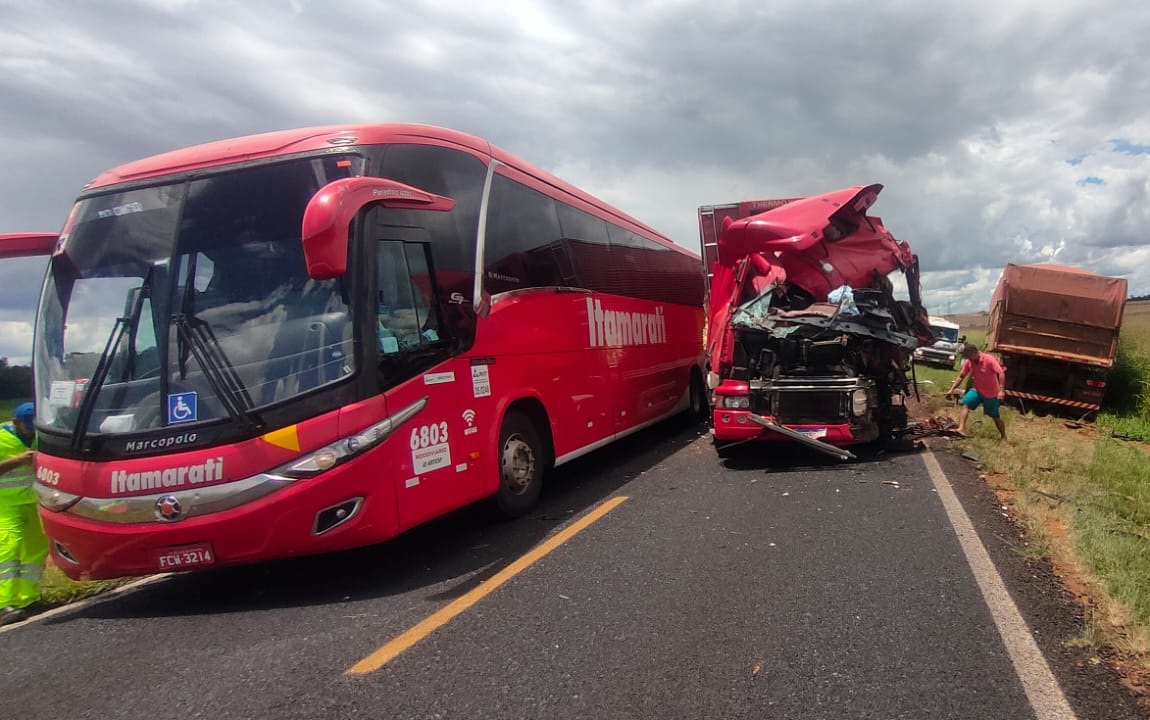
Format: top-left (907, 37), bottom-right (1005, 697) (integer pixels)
top-left (914, 316), bottom-right (963, 369)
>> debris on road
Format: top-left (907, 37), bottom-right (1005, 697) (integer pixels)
top-left (905, 416), bottom-right (964, 439)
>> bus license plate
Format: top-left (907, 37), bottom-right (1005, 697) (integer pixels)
top-left (155, 544), bottom-right (214, 571)
top-left (797, 428), bottom-right (827, 439)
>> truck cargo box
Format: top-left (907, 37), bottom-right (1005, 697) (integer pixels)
top-left (987, 263), bottom-right (1126, 368)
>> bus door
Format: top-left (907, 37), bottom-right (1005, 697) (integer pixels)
top-left (371, 220), bottom-right (472, 529)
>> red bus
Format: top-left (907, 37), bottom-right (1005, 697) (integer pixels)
top-left (29, 124), bottom-right (707, 580)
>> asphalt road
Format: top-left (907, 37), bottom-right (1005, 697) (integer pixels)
top-left (1, 420), bottom-right (1143, 720)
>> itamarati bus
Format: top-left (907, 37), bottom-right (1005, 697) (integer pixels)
top-left (30, 124), bottom-right (706, 580)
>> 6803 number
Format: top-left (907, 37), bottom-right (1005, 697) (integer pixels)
top-left (36, 467), bottom-right (60, 486)
top-left (410, 422), bottom-right (449, 450)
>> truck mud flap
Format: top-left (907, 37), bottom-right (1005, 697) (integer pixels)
top-left (746, 414), bottom-right (856, 461)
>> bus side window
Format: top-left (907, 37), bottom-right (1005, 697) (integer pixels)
top-left (484, 174), bottom-right (564, 293)
top-left (376, 240), bottom-right (442, 354)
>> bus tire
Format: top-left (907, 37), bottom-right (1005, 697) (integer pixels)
top-left (494, 411), bottom-right (544, 518)
top-left (689, 369), bottom-right (710, 423)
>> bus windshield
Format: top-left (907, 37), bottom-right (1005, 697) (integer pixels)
top-left (34, 155), bottom-right (362, 437)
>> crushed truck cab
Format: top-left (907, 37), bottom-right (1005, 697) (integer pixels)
top-left (699, 184), bottom-right (931, 459)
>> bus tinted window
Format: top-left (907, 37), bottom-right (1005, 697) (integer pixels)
top-left (376, 239), bottom-right (441, 354)
top-left (556, 203), bottom-right (611, 248)
top-left (484, 174), bottom-right (566, 293)
top-left (601, 222), bottom-right (704, 306)
top-left (376, 144), bottom-right (486, 348)
top-left (377, 144), bottom-right (484, 277)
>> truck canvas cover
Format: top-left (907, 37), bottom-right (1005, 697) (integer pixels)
top-left (988, 263), bottom-right (1127, 366)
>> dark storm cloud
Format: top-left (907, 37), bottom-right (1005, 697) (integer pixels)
top-left (1, 0), bottom-right (1148, 328)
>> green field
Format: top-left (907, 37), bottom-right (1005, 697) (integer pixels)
top-left (0, 398), bottom-right (26, 424)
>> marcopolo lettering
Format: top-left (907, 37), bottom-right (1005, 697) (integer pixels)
top-left (110, 457), bottom-right (224, 494)
top-left (124, 432), bottom-right (199, 453)
top-left (586, 298), bottom-right (667, 348)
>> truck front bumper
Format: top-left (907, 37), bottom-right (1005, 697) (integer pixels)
top-left (713, 410), bottom-right (860, 443)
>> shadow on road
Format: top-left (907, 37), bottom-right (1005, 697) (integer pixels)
top-left (51, 417), bottom-right (706, 622)
top-left (715, 437), bottom-right (926, 474)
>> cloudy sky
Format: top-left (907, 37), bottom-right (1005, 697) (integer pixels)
top-left (1, 0), bottom-right (1148, 364)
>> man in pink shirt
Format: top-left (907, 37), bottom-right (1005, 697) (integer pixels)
top-left (946, 344), bottom-right (1007, 440)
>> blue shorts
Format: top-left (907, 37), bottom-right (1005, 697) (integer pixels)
top-left (961, 389), bottom-right (1001, 419)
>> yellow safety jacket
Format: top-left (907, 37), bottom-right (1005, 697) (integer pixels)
top-left (0, 423), bottom-right (35, 506)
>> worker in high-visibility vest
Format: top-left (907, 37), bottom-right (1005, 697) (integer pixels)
top-left (0, 402), bottom-right (46, 626)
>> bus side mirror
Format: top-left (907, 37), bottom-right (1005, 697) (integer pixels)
top-left (0, 232), bottom-right (58, 259)
top-left (959, 335), bottom-right (967, 344)
top-left (301, 177), bottom-right (455, 280)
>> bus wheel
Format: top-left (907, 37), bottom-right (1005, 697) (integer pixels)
top-left (495, 412), bottom-right (544, 517)
top-left (689, 371), bottom-right (710, 423)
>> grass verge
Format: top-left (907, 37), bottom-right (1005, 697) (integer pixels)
top-left (40, 563), bottom-right (132, 606)
top-left (923, 352), bottom-right (1150, 694)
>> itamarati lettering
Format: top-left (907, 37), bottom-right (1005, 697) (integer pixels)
top-left (110, 457), bottom-right (225, 494)
top-left (586, 298), bottom-right (667, 348)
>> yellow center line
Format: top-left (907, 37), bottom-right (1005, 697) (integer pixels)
top-left (346, 494), bottom-right (629, 676)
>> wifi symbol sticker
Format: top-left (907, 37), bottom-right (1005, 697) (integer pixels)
top-left (462, 409), bottom-right (477, 427)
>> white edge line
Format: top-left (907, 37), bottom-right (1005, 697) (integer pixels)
top-left (922, 449), bottom-right (1078, 720)
top-left (0, 572), bottom-right (172, 634)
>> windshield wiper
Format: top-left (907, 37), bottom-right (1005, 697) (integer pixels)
top-left (172, 254), bottom-right (260, 431)
top-left (173, 313), bottom-right (260, 432)
top-left (70, 317), bottom-right (128, 451)
top-left (71, 280), bottom-right (150, 451)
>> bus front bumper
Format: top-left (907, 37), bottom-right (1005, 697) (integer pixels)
top-left (38, 467), bottom-right (397, 581)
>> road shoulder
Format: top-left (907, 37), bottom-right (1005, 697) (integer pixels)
top-left (926, 438), bottom-right (1146, 719)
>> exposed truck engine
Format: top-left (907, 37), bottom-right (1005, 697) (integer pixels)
top-left (698, 184), bottom-right (932, 460)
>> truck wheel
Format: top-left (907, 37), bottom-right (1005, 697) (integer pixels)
top-left (494, 411), bottom-right (544, 518)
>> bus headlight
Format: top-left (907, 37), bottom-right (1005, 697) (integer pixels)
top-left (851, 389), bottom-right (869, 416)
top-left (35, 484), bottom-right (82, 512)
top-left (278, 397), bottom-right (428, 479)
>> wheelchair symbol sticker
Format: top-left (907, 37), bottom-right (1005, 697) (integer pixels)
top-left (167, 392), bottom-right (198, 425)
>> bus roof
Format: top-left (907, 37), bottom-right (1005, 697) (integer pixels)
top-left (83, 123), bottom-right (695, 259)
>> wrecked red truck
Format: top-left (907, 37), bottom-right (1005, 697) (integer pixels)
top-left (698, 184), bottom-right (932, 460)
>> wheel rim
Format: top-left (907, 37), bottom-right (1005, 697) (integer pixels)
top-left (501, 433), bottom-right (536, 496)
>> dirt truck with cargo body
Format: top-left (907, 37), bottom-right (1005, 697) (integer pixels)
top-left (699, 184), bottom-right (932, 460)
top-left (986, 263), bottom-right (1127, 415)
